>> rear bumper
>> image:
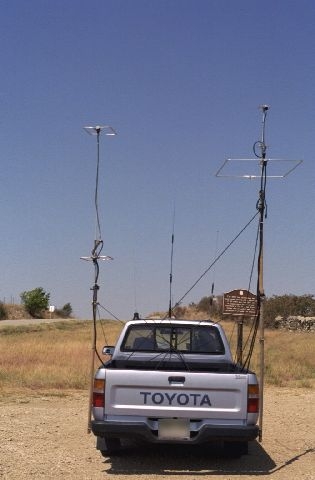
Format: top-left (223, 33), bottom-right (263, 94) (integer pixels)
top-left (91, 420), bottom-right (259, 444)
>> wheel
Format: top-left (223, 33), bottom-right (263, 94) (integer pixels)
top-left (100, 437), bottom-right (121, 456)
top-left (223, 441), bottom-right (248, 457)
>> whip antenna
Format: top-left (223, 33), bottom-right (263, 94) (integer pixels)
top-left (210, 230), bottom-right (219, 307)
top-left (81, 124), bottom-right (117, 433)
top-left (168, 206), bottom-right (176, 318)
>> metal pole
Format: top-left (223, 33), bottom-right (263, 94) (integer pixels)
top-left (237, 320), bottom-right (243, 364)
top-left (87, 254), bottom-right (100, 433)
top-left (87, 328), bottom-right (95, 433)
top-left (88, 127), bottom-right (101, 434)
top-left (258, 191), bottom-right (265, 442)
top-left (257, 105), bottom-right (268, 442)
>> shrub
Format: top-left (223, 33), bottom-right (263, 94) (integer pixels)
top-left (0, 302), bottom-right (7, 320)
top-left (264, 294), bottom-right (315, 327)
top-left (55, 303), bottom-right (73, 318)
top-left (20, 287), bottom-right (50, 318)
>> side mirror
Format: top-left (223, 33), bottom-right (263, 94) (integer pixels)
top-left (102, 346), bottom-right (115, 356)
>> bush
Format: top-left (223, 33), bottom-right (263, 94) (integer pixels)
top-left (20, 287), bottom-right (50, 318)
top-left (55, 303), bottom-right (73, 319)
top-left (0, 302), bottom-right (7, 320)
top-left (264, 294), bottom-right (315, 328)
top-left (195, 295), bottom-right (224, 319)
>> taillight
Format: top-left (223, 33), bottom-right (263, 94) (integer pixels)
top-left (247, 384), bottom-right (259, 413)
top-left (93, 378), bottom-right (105, 408)
top-left (93, 392), bottom-right (104, 408)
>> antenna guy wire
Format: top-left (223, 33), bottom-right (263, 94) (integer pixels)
top-left (172, 210), bottom-right (259, 310)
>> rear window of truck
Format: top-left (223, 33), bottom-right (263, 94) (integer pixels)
top-left (121, 324), bottom-right (225, 354)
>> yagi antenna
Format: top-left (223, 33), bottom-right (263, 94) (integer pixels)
top-left (81, 123), bottom-right (117, 434)
top-left (215, 105), bottom-right (302, 179)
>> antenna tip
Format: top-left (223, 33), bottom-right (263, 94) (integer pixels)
top-left (259, 104), bottom-right (270, 112)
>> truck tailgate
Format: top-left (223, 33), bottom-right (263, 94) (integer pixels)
top-left (104, 369), bottom-right (248, 420)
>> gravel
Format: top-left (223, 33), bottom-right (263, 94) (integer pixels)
top-left (0, 388), bottom-right (314, 480)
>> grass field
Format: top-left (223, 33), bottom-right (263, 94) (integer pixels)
top-left (0, 319), bottom-right (314, 396)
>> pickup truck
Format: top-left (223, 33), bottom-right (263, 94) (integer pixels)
top-left (91, 318), bottom-right (259, 456)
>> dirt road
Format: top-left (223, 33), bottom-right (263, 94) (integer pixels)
top-left (0, 387), bottom-right (314, 480)
top-left (0, 318), bottom-right (84, 328)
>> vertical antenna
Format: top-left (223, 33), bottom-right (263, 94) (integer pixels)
top-left (133, 249), bottom-right (139, 320)
top-left (168, 205), bottom-right (176, 318)
top-left (81, 124), bottom-right (117, 433)
top-left (210, 230), bottom-right (219, 307)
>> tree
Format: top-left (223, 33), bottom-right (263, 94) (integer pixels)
top-left (61, 302), bottom-right (72, 317)
top-left (20, 287), bottom-right (50, 318)
top-left (56, 302), bottom-right (73, 318)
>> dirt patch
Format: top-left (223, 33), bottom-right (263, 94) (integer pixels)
top-left (0, 388), bottom-right (314, 480)
top-left (0, 304), bottom-right (32, 320)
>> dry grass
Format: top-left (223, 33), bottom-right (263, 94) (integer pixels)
top-left (0, 320), bottom-right (123, 396)
top-left (224, 321), bottom-right (315, 388)
top-left (261, 329), bottom-right (314, 388)
top-left (0, 319), bottom-right (314, 397)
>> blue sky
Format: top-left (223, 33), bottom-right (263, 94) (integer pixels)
top-left (0, 0), bottom-right (314, 319)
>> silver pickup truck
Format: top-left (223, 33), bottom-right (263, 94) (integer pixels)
top-left (91, 318), bottom-right (259, 456)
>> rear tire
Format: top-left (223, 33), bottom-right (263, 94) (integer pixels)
top-left (100, 437), bottom-right (121, 457)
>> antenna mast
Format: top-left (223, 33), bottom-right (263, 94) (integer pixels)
top-left (256, 105), bottom-right (268, 443)
top-left (215, 105), bottom-right (302, 442)
top-left (81, 124), bottom-right (117, 433)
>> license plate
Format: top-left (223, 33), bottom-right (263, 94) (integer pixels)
top-left (158, 418), bottom-right (190, 440)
